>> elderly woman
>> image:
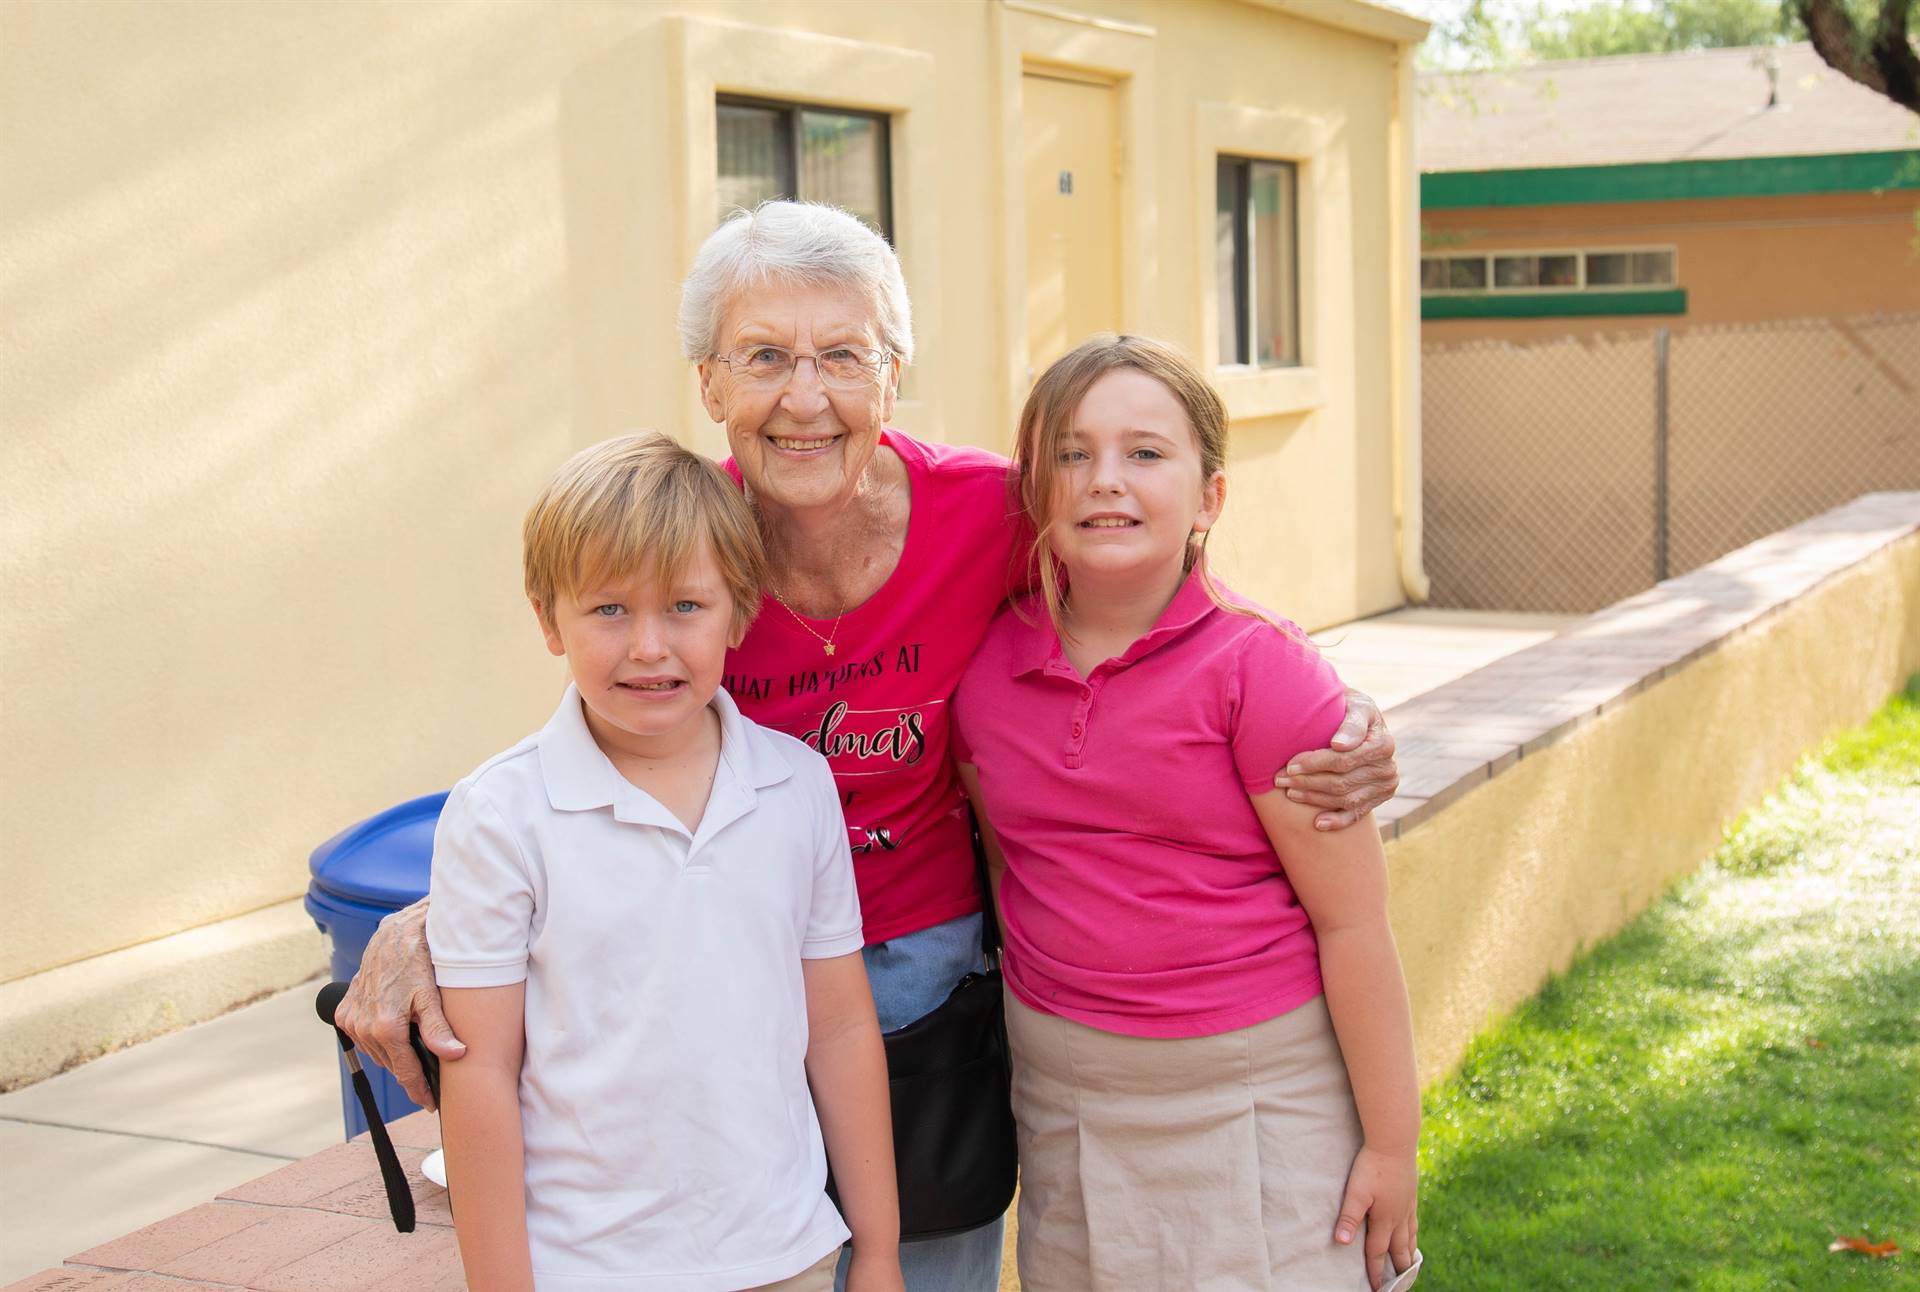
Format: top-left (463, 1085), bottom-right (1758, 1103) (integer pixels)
top-left (338, 201), bottom-right (1401, 1291)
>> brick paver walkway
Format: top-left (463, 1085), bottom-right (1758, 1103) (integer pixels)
top-left (4, 1113), bottom-right (459, 1290)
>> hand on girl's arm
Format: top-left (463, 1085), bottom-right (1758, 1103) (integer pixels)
top-left (1251, 788), bottom-right (1420, 1291)
top-left (803, 953), bottom-right (904, 1292)
top-left (438, 983), bottom-right (534, 1292)
top-left (1271, 689), bottom-right (1400, 832)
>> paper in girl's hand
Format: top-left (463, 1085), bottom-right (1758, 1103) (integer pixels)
top-left (1376, 1248), bottom-right (1423, 1291)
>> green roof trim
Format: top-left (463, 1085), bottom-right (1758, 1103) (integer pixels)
top-left (1423, 289), bottom-right (1688, 320)
top-left (1422, 151), bottom-right (1920, 209)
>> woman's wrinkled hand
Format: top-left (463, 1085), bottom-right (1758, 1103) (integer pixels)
top-left (1334, 1143), bottom-right (1419, 1290)
top-left (332, 897), bottom-right (464, 1108)
top-left (1274, 688), bottom-right (1399, 831)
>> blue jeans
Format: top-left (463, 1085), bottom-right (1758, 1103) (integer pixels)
top-left (834, 912), bottom-right (1007, 1292)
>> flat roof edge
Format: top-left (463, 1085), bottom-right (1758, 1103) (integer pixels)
top-left (1422, 150), bottom-right (1920, 208)
top-left (1234, 0), bottom-right (1431, 46)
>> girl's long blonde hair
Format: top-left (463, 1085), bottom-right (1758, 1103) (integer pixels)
top-left (1014, 333), bottom-right (1288, 640)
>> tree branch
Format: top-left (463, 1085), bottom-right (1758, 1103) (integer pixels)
top-left (1793, 0), bottom-right (1920, 112)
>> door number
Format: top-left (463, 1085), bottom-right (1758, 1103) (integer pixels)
top-left (1058, 170), bottom-right (1073, 195)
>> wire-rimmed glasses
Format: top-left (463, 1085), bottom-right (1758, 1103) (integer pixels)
top-left (711, 344), bottom-right (893, 391)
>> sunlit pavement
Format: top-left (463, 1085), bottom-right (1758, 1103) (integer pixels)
top-left (0, 979), bottom-right (341, 1282)
top-left (1314, 607), bottom-right (1577, 712)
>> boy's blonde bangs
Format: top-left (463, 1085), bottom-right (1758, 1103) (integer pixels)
top-left (524, 432), bottom-right (766, 631)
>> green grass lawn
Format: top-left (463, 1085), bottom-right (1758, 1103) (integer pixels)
top-left (1417, 678), bottom-right (1920, 1291)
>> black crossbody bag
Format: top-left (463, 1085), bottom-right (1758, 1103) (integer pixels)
top-left (826, 819), bottom-right (1019, 1241)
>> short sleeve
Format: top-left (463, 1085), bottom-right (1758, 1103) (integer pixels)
top-left (801, 760), bottom-right (865, 959)
top-left (1228, 621), bottom-right (1348, 795)
top-left (427, 781), bottom-right (535, 988)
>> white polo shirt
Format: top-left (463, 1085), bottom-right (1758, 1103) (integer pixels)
top-left (428, 684), bottom-right (864, 1292)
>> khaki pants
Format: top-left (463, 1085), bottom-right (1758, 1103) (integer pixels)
top-left (749, 1250), bottom-right (841, 1291)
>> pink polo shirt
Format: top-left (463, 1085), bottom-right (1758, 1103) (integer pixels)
top-left (951, 568), bottom-right (1347, 1038)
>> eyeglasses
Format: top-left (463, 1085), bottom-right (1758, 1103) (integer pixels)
top-left (711, 344), bottom-right (893, 391)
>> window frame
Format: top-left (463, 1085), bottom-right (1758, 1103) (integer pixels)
top-left (715, 93), bottom-right (895, 242)
top-left (1420, 244), bottom-right (1680, 296)
top-left (1216, 154), bottom-right (1302, 370)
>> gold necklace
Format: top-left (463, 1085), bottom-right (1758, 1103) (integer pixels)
top-left (769, 589), bottom-right (844, 656)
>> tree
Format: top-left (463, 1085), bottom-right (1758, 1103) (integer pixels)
top-left (1525, 0), bottom-right (1786, 61)
top-left (1792, 0), bottom-right (1920, 110)
top-left (1423, 0), bottom-right (1920, 113)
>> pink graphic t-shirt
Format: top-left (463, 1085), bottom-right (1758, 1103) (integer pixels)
top-left (951, 568), bottom-right (1347, 1038)
top-left (725, 430), bottom-right (1027, 944)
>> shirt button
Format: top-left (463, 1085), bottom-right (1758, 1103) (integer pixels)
top-left (1071, 722), bottom-right (1084, 736)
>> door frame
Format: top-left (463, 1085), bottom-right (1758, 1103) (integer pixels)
top-left (993, 2), bottom-right (1157, 442)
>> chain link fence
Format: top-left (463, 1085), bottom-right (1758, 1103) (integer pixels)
top-left (1421, 312), bottom-right (1920, 613)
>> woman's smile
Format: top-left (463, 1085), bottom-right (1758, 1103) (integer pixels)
top-left (767, 433), bottom-right (843, 455)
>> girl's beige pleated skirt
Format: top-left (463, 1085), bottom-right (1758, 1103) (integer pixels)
top-left (1007, 989), bottom-right (1396, 1292)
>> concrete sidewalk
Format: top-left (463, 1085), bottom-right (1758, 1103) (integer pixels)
top-left (0, 979), bottom-right (343, 1283)
top-left (1314, 606), bottom-right (1576, 712)
top-left (0, 607), bottom-right (1572, 1285)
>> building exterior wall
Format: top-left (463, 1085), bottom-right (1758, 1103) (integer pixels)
top-left (1421, 188), bottom-right (1920, 345)
top-left (2, 0), bottom-right (1417, 1057)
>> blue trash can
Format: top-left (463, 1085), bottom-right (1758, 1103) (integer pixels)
top-left (305, 791), bottom-right (447, 1138)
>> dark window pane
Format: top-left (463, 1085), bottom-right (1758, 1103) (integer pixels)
top-left (1250, 161), bottom-right (1298, 366)
top-left (1631, 251), bottom-right (1674, 285)
top-left (1447, 257), bottom-right (1488, 290)
top-left (1494, 255), bottom-right (1540, 289)
top-left (717, 103), bottom-right (787, 223)
top-left (800, 109), bottom-right (887, 236)
top-left (1216, 158), bottom-right (1245, 365)
top-left (1421, 258), bottom-right (1448, 292)
top-left (1586, 252), bottom-right (1630, 286)
top-left (1540, 255), bottom-right (1578, 287)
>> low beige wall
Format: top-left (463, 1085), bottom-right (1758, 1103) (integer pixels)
top-left (0, 901), bottom-right (324, 1091)
top-left (1383, 493), bottom-right (1920, 1081)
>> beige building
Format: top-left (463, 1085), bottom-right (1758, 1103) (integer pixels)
top-left (2, 0), bottom-right (1430, 1084)
top-left (1417, 43), bottom-right (1920, 343)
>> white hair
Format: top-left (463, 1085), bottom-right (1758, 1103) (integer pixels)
top-left (677, 200), bottom-right (914, 365)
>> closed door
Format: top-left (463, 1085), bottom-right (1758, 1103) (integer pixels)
top-left (1023, 71), bottom-right (1121, 379)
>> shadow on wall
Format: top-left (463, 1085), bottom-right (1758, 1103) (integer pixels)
top-left (3, 1), bottom-right (607, 982)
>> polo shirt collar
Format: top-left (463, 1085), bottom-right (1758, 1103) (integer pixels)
top-left (1011, 565), bottom-right (1219, 678)
top-left (537, 684), bottom-right (793, 828)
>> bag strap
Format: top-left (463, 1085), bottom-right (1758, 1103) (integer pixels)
top-left (968, 810), bottom-right (1003, 967)
top-left (316, 982), bottom-right (420, 1234)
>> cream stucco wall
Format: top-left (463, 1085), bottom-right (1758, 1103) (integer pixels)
top-left (2, 0), bottom-right (1420, 1078)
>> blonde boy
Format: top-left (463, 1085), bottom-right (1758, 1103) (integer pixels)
top-left (429, 433), bottom-right (902, 1292)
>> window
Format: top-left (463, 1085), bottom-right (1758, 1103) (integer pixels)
top-left (1216, 157), bottom-right (1300, 368)
top-left (1421, 247), bottom-right (1677, 295)
top-left (716, 96), bottom-right (892, 239)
